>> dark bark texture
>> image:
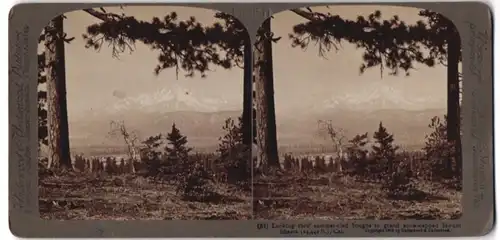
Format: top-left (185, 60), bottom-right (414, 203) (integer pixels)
top-left (447, 30), bottom-right (461, 179)
top-left (242, 40), bottom-right (253, 147)
top-left (45, 15), bottom-right (71, 169)
top-left (253, 19), bottom-right (280, 171)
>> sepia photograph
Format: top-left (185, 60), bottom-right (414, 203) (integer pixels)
top-left (252, 5), bottom-right (463, 220)
top-left (37, 6), bottom-right (254, 220)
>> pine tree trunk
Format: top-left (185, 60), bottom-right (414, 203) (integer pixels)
top-left (447, 31), bottom-right (461, 179)
top-left (45, 15), bottom-right (71, 169)
top-left (253, 19), bottom-right (279, 171)
top-left (242, 40), bottom-right (252, 147)
top-left (242, 40), bottom-right (254, 172)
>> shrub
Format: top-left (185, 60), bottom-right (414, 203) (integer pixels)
top-left (346, 133), bottom-right (370, 176)
top-left (176, 163), bottom-right (216, 202)
top-left (314, 156), bottom-right (327, 173)
top-left (283, 154), bottom-right (294, 171)
top-left (73, 154), bottom-right (86, 172)
top-left (384, 159), bottom-right (423, 200)
top-left (423, 116), bottom-right (455, 180)
top-left (105, 157), bottom-right (119, 175)
top-left (119, 158), bottom-right (126, 173)
top-left (216, 117), bottom-right (251, 185)
top-left (301, 157), bottom-right (312, 172)
top-left (140, 134), bottom-right (165, 178)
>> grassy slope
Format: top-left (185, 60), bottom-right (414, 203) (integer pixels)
top-left (39, 173), bottom-right (252, 220)
top-left (253, 173), bottom-right (462, 220)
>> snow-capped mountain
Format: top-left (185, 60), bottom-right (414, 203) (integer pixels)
top-left (316, 84), bottom-right (445, 111)
top-left (107, 84), bottom-right (239, 113)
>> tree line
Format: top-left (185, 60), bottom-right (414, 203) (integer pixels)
top-left (281, 116), bottom-right (459, 200)
top-left (38, 6), bottom-right (462, 179)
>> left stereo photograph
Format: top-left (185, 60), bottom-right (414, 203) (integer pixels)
top-left (37, 5), bottom-right (254, 220)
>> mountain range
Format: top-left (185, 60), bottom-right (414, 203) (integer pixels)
top-left (310, 84), bottom-right (445, 113)
top-left (108, 86), bottom-right (239, 114)
top-left (67, 84), bottom-right (446, 155)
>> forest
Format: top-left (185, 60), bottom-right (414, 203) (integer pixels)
top-left (38, 5), bottom-right (462, 220)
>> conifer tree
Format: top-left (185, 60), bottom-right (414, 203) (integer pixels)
top-left (372, 122), bottom-right (399, 174)
top-left (44, 15), bottom-right (74, 169)
top-left (165, 123), bottom-right (192, 169)
top-left (164, 123), bottom-right (192, 181)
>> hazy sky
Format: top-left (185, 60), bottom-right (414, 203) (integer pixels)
top-left (44, 5), bottom-right (452, 120)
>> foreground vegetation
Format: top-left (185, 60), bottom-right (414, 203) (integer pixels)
top-left (39, 115), bottom-right (462, 220)
top-left (253, 116), bottom-right (462, 220)
top-left (39, 117), bottom-right (252, 220)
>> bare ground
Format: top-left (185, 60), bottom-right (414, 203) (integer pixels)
top-left (253, 173), bottom-right (462, 220)
top-left (39, 172), bottom-right (252, 220)
top-left (39, 172), bottom-right (461, 220)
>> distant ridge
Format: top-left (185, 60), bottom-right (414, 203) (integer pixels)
top-left (67, 107), bottom-right (445, 155)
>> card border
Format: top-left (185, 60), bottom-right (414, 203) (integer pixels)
top-left (8, 1), bottom-right (494, 237)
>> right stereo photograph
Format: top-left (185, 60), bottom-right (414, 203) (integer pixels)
top-left (251, 5), bottom-right (463, 220)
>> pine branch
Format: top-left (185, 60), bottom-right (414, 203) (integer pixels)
top-left (289, 9), bottom-right (455, 77)
top-left (82, 10), bottom-right (237, 78)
